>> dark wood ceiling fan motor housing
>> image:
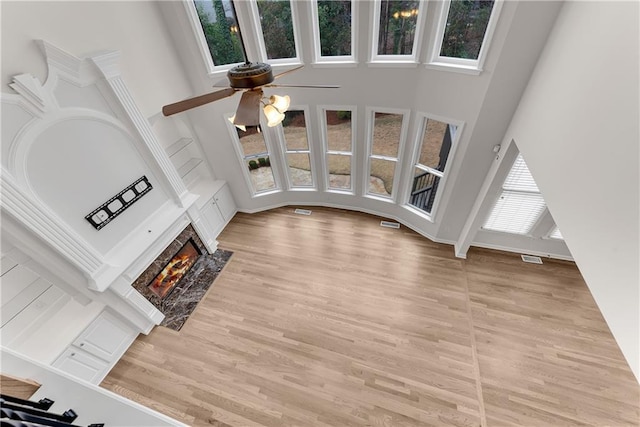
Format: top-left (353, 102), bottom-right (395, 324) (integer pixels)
top-left (227, 62), bottom-right (274, 89)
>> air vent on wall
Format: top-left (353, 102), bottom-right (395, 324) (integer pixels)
top-left (380, 221), bottom-right (400, 229)
top-left (521, 254), bottom-right (543, 264)
top-left (294, 208), bottom-right (312, 215)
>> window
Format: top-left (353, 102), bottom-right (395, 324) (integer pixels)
top-left (371, 0), bottom-right (423, 62)
top-left (430, 0), bottom-right (502, 72)
top-left (366, 109), bottom-right (408, 198)
top-left (312, 0), bottom-right (356, 63)
top-left (483, 154), bottom-right (546, 234)
top-left (407, 117), bottom-right (457, 216)
top-left (231, 124), bottom-right (278, 194)
top-left (253, 0), bottom-right (299, 62)
top-left (322, 108), bottom-right (355, 191)
top-left (280, 110), bottom-right (314, 188)
top-left (192, 0), bottom-right (246, 69)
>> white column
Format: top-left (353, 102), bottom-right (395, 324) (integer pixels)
top-left (91, 51), bottom-right (191, 207)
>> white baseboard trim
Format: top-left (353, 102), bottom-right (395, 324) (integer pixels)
top-left (236, 204), bottom-right (574, 262)
top-left (468, 242), bottom-right (575, 262)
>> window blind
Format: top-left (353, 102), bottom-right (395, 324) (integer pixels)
top-left (483, 192), bottom-right (546, 234)
top-left (503, 154), bottom-right (539, 192)
top-left (483, 153), bottom-right (545, 235)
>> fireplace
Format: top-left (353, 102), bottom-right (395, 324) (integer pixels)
top-left (147, 238), bottom-right (201, 299)
top-left (131, 224), bottom-right (232, 331)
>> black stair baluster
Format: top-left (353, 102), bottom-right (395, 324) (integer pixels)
top-left (0, 394), bottom-right (54, 411)
top-left (0, 400), bottom-right (77, 423)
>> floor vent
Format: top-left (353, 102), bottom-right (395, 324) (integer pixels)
top-left (294, 208), bottom-right (312, 215)
top-left (380, 221), bottom-right (400, 229)
top-left (521, 254), bottom-right (543, 264)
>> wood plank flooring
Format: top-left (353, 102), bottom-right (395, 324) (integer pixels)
top-left (0, 373), bottom-right (41, 399)
top-left (102, 207), bottom-right (639, 426)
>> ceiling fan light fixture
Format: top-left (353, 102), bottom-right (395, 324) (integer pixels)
top-left (269, 94), bottom-right (290, 113)
top-left (264, 104), bottom-right (285, 127)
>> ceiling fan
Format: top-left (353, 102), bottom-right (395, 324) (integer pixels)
top-left (162, 1), bottom-right (338, 129)
top-left (162, 62), bottom-right (338, 129)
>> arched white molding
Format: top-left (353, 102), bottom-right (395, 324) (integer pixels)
top-left (8, 108), bottom-right (139, 191)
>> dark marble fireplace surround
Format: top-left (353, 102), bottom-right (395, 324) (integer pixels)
top-left (132, 224), bottom-right (232, 331)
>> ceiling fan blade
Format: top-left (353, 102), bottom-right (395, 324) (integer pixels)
top-left (273, 65), bottom-right (304, 80)
top-left (234, 90), bottom-right (262, 126)
top-left (162, 87), bottom-right (236, 116)
top-left (266, 84), bottom-right (340, 89)
top-left (212, 77), bottom-right (231, 88)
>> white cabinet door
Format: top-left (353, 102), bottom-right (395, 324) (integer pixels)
top-left (214, 184), bottom-right (236, 221)
top-left (72, 311), bottom-right (136, 362)
top-left (53, 347), bottom-right (109, 384)
top-left (202, 199), bottom-right (225, 236)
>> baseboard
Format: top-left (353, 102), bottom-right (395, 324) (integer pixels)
top-left (469, 241), bottom-right (575, 262)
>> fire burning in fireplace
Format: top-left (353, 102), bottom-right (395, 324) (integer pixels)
top-left (148, 239), bottom-right (201, 299)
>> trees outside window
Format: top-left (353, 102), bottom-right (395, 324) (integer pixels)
top-left (194, 0), bottom-right (245, 66)
top-left (256, 0), bottom-right (296, 60)
top-left (317, 1), bottom-right (352, 57)
top-left (440, 0), bottom-right (494, 60)
top-left (377, 1), bottom-right (420, 55)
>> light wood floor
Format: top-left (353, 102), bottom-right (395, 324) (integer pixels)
top-left (102, 207), bottom-right (639, 426)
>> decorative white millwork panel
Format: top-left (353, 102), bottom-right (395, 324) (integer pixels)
top-left (0, 40), bottom-right (205, 299)
top-left (91, 51), bottom-right (192, 208)
top-left (0, 170), bottom-right (105, 274)
top-left (37, 40), bottom-right (102, 86)
top-left (9, 74), bottom-right (57, 115)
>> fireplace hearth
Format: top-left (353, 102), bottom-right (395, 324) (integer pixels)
top-left (132, 224), bottom-right (232, 330)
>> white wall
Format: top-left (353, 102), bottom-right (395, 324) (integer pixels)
top-left (0, 1), bottom-right (193, 117)
top-left (1, 348), bottom-right (187, 426)
top-left (504, 1), bottom-right (639, 381)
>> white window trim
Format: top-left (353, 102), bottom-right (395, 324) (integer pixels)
top-left (369, 0), bottom-right (427, 66)
top-left (319, 105), bottom-right (356, 194)
top-left (184, 0), bottom-right (217, 74)
top-left (310, 0), bottom-right (358, 65)
top-left (427, 0), bottom-right (504, 74)
top-left (247, 0), bottom-right (304, 66)
top-left (276, 106), bottom-right (317, 190)
top-left (364, 107), bottom-right (410, 201)
top-left (224, 113), bottom-right (282, 196)
top-left (184, 0), bottom-right (248, 76)
top-left (404, 112), bottom-right (463, 221)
